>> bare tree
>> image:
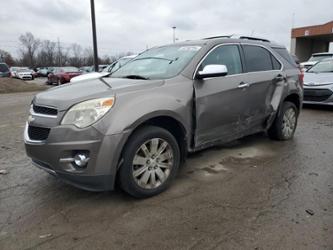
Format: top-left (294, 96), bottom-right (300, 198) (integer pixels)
top-left (0, 49), bottom-right (15, 66)
top-left (14, 32), bottom-right (136, 67)
top-left (68, 43), bottom-right (83, 67)
top-left (37, 40), bottom-right (57, 67)
top-left (83, 47), bottom-right (94, 66)
top-left (18, 32), bottom-right (40, 67)
top-left (54, 38), bottom-right (70, 66)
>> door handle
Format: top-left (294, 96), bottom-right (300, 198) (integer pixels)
top-left (238, 82), bottom-right (250, 88)
top-left (274, 74), bottom-right (285, 81)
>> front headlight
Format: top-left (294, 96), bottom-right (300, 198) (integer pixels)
top-left (61, 97), bottom-right (115, 128)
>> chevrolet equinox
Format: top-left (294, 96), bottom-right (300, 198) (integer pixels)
top-left (24, 36), bottom-right (303, 198)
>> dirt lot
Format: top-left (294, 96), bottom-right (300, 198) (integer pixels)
top-left (0, 91), bottom-right (332, 250)
top-left (0, 78), bottom-right (47, 94)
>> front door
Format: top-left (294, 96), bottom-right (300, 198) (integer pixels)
top-left (194, 44), bottom-right (249, 147)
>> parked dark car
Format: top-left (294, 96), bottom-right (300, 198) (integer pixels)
top-left (47, 66), bottom-right (82, 85)
top-left (0, 63), bottom-right (10, 77)
top-left (25, 36), bottom-right (303, 198)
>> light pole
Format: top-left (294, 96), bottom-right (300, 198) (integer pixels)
top-left (172, 26), bottom-right (176, 43)
top-left (90, 0), bottom-right (99, 72)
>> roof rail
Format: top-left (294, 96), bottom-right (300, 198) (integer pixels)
top-left (203, 35), bottom-right (233, 40)
top-left (201, 35), bottom-right (271, 43)
top-left (238, 36), bottom-right (270, 43)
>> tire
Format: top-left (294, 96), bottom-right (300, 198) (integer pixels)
top-left (119, 126), bottom-right (180, 198)
top-left (268, 101), bottom-right (298, 141)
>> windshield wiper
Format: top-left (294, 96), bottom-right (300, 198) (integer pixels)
top-left (134, 57), bottom-right (177, 64)
top-left (122, 75), bottom-right (150, 80)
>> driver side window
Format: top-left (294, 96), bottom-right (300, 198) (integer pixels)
top-left (200, 45), bottom-right (243, 75)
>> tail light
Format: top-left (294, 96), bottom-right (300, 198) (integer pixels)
top-left (298, 70), bottom-right (304, 88)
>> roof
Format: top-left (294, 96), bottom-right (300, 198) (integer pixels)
top-left (160, 36), bottom-right (284, 49)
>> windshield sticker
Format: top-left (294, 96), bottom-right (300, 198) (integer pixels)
top-left (178, 46), bottom-right (201, 51)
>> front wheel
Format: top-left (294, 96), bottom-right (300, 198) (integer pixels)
top-left (119, 126), bottom-right (180, 198)
top-left (268, 101), bottom-right (299, 140)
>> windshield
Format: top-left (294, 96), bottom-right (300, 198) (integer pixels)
top-left (102, 57), bottom-right (135, 73)
top-left (0, 64), bottom-right (9, 72)
top-left (17, 67), bottom-right (30, 72)
top-left (111, 45), bottom-right (202, 80)
top-left (308, 55), bottom-right (332, 62)
top-left (308, 60), bottom-right (333, 73)
top-left (103, 61), bottom-right (117, 73)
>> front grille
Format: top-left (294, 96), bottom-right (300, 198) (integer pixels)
top-left (33, 105), bottom-right (58, 116)
top-left (28, 126), bottom-right (50, 141)
top-left (304, 89), bottom-right (333, 102)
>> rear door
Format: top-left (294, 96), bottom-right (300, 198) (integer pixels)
top-left (194, 44), bottom-right (250, 146)
top-left (240, 44), bottom-right (284, 128)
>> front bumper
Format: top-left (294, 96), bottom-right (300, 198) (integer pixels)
top-left (24, 123), bottom-right (128, 191)
top-left (18, 75), bottom-right (33, 80)
top-left (303, 84), bottom-right (333, 106)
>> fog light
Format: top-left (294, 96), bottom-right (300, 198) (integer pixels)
top-left (74, 153), bottom-right (90, 167)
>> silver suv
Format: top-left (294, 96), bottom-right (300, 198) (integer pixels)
top-left (24, 36), bottom-right (303, 198)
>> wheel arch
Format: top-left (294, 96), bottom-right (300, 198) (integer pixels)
top-left (122, 113), bottom-right (188, 163)
top-left (283, 93), bottom-right (301, 111)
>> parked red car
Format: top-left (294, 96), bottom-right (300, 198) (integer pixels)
top-left (47, 67), bottom-right (82, 85)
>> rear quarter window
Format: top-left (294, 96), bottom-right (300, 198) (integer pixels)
top-left (272, 47), bottom-right (297, 68)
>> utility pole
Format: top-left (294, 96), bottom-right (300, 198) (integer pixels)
top-left (90, 0), bottom-right (99, 72)
top-left (172, 26), bottom-right (176, 43)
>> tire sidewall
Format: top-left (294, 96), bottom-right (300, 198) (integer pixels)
top-left (278, 102), bottom-right (298, 140)
top-left (119, 126), bottom-right (180, 198)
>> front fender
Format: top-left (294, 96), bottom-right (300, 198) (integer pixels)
top-left (93, 82), bottom-right (193, 137)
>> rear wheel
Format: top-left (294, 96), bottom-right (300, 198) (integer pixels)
top-left (268, 101), bottom-right (298, 140)
top-left (119, 126), bottom-right (180, 198)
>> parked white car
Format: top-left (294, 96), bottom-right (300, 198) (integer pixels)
top-left (15, 67), bottom-right (34, 80)
top-left (303, 59), bottom-right (333, 105)
top-left (300, 52), bottom-right (333, 70)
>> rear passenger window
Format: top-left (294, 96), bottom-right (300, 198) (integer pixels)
top-left (243, 45), bottom-right (273, 72)
top-left (200, 45), bottom-right (242, 75)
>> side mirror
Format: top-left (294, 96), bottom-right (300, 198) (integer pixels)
top-left (197, 64), bottom-right (228, 79)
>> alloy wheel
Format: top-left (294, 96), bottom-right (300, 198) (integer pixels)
top-left (281, 108), bottom-right (296, 138)
top-left (132, 138), bottom-right (174, 189)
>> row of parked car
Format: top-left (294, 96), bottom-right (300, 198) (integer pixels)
top-left (0, 54), bottom-right (137, 84)
top-left (0, 64), bottom-right (36, 80)
top-left (46, 54), bottom-right (137, 85)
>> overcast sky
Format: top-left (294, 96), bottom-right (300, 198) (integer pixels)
top-left (0, 0), bottom-right (332, 57)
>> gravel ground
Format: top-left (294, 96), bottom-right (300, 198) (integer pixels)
top-left (0, 91), bottom-right (332, 250)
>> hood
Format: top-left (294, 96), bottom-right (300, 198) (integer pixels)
top-left (304, 72), bottom-right (333, 86)
top-left (34, 78), bottom-right (164, 111)
top-left (17, 71), bottom-right (32, 74)
top-left (70, 72), bottom-right (110, 83)
top-left (300, 61), bottom-right (317, 66)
